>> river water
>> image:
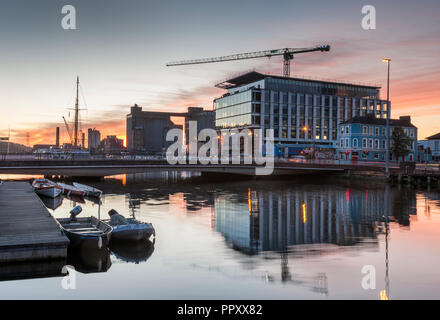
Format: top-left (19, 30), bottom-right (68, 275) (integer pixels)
top-left (1, 172), bottom-right (440, 299)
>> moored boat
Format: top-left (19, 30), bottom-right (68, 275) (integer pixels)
top-left (57, 206), bottom-right (113, 249)
top-left (105, 209), bottom-right (155, 241)
top-left (32, 179), bottom-right (62, 198)
top-left (57, 182), bottom-right (86, 197)
top-left (73, 182), bottom-right (103, 198)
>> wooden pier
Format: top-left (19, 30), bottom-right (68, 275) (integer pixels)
top-left (0, 181), bottom-right (69, 262)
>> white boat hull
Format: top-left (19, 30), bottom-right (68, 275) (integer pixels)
top-left (73, 183), bottom-right (102, 198)
top-left (35, 186), bottom-right (62, 198)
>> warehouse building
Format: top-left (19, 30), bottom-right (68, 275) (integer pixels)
top-left (126, 104), bottom-right (214, 154)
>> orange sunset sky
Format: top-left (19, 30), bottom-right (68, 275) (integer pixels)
top-left (0, 0), bottom-right (439, 146)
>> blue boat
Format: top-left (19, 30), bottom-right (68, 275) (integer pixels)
top-left (105, 209), bottom-right (155, 241)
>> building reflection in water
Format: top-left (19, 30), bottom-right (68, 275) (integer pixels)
top-left (34, 172), bottom-right (424, 297)
top-left (213, 184), bottom-right (417, 297)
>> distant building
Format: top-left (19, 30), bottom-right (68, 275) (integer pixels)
top-left (185, 107), bottom-right (215, 149)
top-left (88, 128), bottom-right (101, 153)
top-left (336, 114), bottom-right (417, 161)
top-left (101, 135), bottom-right (124, 154)
top-left (55, 127), bottom-right (60, 148)
top-left (416, 143), bottom-right (432, 163)
top-left (126, 104), bottom-right (215, 154)
top-left (213, 71), bottom-right (389, 155)
top-left (32, 144), bottom-right (56, 152)
top-left (418, 132), bottom-right (440, 162)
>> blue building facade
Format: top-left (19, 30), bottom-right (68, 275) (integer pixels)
top-left (336, 114), bottom-right (418, 162)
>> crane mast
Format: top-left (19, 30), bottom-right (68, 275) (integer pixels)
top-left (166, 45), bottom-right (330, 77)
top-left (74, 76), bottom-right (79, 148)
top-left (62, 116), bottom-right (74, 145)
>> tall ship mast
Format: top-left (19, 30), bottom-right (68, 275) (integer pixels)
top-left (74, 76), bottom-right (80, 148)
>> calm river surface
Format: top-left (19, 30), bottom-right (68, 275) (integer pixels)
top-left (1, 172), bottom-right (440, 299)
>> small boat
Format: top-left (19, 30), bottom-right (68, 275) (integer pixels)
top-left (105, 209), bottom-right (155, 241)
top-left (73, 182), bottom-right (103, 198)
top-left (32, 179), bottom-right (62, 198)
top-left (57, 206), bottom-right (113, 249)
top-left (57, 182), bottom-right (86, 197)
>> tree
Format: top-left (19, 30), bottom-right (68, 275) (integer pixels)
top-left (391, 127), bottom-right (412, 162)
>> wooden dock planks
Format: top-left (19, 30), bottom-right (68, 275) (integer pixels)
top-left (0, 181), bottom-right (69, 262)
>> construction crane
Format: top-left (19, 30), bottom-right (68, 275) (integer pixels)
top-left (166, 45), bottom-right (330, 77)
top-left (62, 116), bottom-right (74, 145)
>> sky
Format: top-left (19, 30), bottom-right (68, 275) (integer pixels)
top-left (0, 0), bottom-right (439, 146)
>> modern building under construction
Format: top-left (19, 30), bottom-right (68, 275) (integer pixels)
top-left (213, 71), bottom-right (389, 156)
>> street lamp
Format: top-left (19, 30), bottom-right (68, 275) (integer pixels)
top-left (382, 58), bottom-right (391, 174)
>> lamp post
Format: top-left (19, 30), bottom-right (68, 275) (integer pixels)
top-left (382, 58), bottom-right (391, 174)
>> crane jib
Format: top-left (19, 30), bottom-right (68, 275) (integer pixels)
top-left (166, 44), bottom-right (330, 77)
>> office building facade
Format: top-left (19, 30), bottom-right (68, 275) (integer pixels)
top-left (213, 71), bottom-right (389, 155)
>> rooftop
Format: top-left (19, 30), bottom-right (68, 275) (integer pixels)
top-left (215, 71), bottom-right (381, 90)
top-left (426, 132), bottom-right (440, 140)
top-left (341, 114), bottom-right (415, 128)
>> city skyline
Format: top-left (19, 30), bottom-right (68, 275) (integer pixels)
top-left (1, 0), bottom-right (439, 146)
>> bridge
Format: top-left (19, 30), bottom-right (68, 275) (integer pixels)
top-left (0, 159), bottom-right (402, 178)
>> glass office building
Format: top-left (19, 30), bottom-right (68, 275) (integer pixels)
top-left (214, 71), bottom-right (389, 149)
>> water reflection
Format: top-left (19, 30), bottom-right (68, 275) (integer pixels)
top-left (39, 195), bottom-right (64, 210)
top-left (67, 247), bottom-right (112, 274)
top-left (2, 172), bottom-right (440, 299)
top-left (110, 239), bottom-right (155, 264)
top-left (213, 184), bottom-right (415, 254)
top-left (0, 259), bottom-right (65, 282)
